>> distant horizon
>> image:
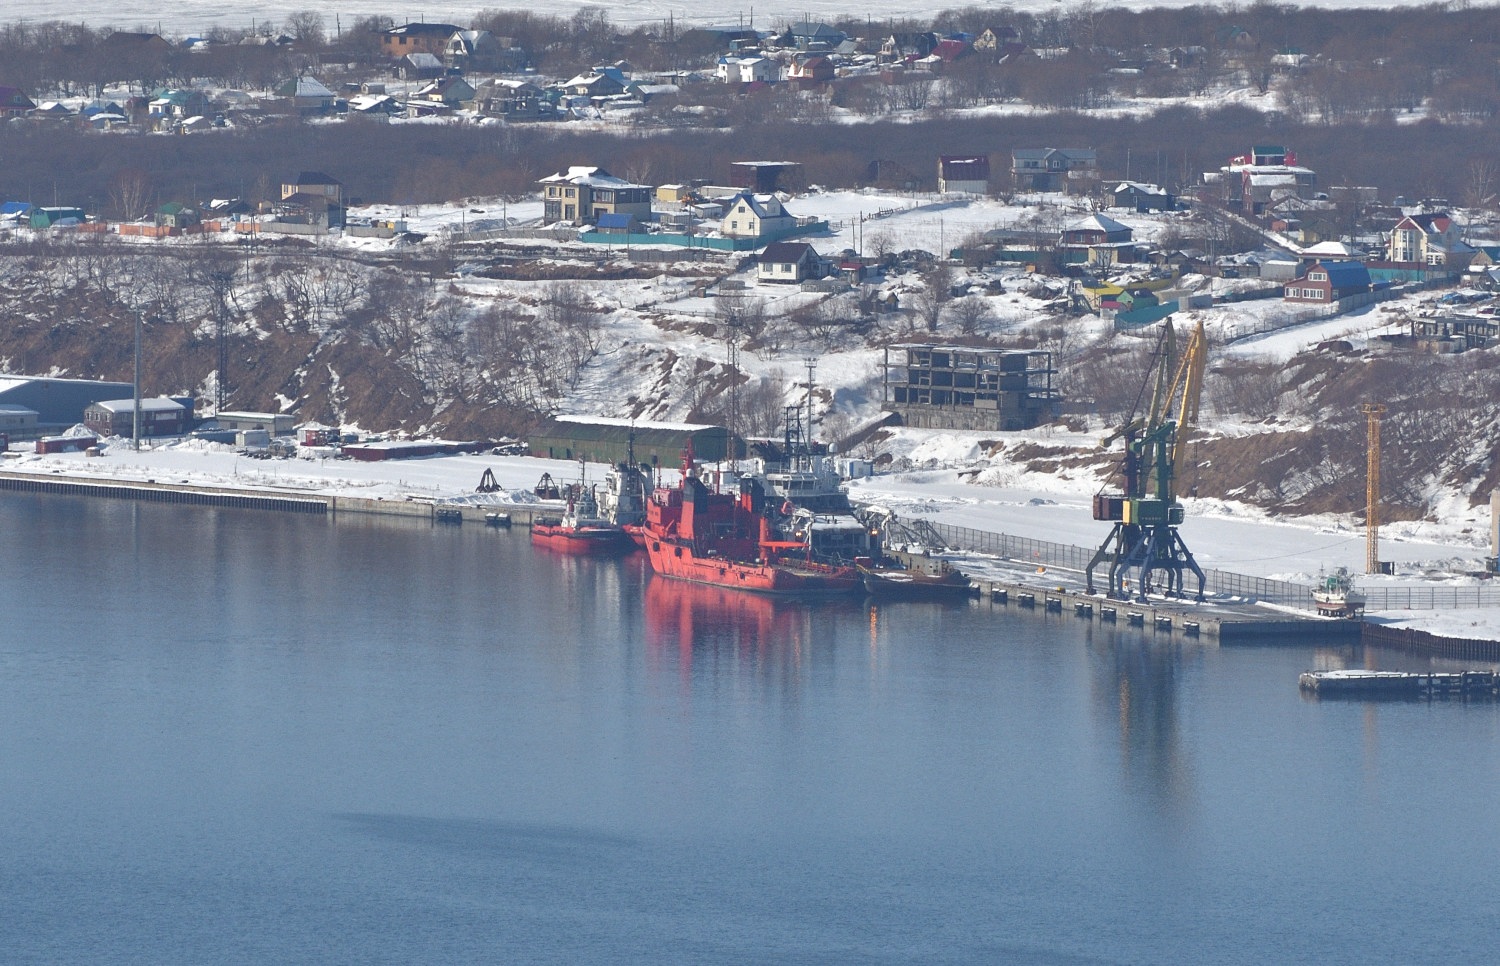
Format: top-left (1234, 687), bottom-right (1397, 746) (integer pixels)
top-left (4, 0), bottom-right (1477, 36)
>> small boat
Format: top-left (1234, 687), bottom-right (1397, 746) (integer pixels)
top-left (530, 485), bottom-right (632, 554)
top-left (1312, 567), bottom-right (1366, 618)
top-left (858, 562), bottom-right (973, 599)
top-left (484, 511), bottom-right (512, 528)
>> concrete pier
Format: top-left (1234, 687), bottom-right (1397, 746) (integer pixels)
top-left (884, 548), bottom-right (1356, 644)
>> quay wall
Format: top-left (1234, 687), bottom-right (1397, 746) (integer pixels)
top-left (0, 472), bottom-right (326, 514)
top-left (1362, 622), bottom-right (1500, 663)
top-left (0, 470), bottom-right (556, 525)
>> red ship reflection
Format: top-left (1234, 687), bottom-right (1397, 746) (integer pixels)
top-left (643, 574), bottom-right (821, 679)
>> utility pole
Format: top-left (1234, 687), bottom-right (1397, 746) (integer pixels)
top-left (1363, 402), bottom-right (1387, 574)
top-left (133, 301), bottom-right (143, 451)
top-left (803, 356), bottom-right (817, 465)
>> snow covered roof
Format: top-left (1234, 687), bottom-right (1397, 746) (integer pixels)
top-left (284, 76), bottom-right (334, 98)
top-left (539, 166), bottom-right (646, 190)
top-left (90, 398), bottom-right (186, 413)
top-left (1064, 213), bottom-right (1129, 233)
top-left (1300, 241), bottom-right (1355, 257)
top-left (553, 414), bottom-right (718, 433)
top-left (1113, 181), bottom-right (1167, 195)
top-left (725, 192), bottom-right (790, 219)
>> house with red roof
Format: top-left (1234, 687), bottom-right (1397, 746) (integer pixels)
top-left (1386, 211), bottom-right (1470, 267)
top-left (0, 87), bottom-right (36, 118)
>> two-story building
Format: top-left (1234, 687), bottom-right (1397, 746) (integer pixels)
top-left (716, 55), bottom-right (779, 84)
top-left (1387, 211), bottom-right (1470, 267)
top-left (538, 167), bottom-right (652, 224)
top-left (0, 86), bottom-right (37, 117)
top-left (443, 30), bottom-right (505, 71)
top-left (1284, 260), bottom-right (1371, 303)
top-left (787, 53), bottom-right (836, 88)
top-left (1011, 147), bottom-right (1098, 193)
top-left (720, 193), bottom-right (797, 240)
top-left (83, 397), bottom-right (191, 438)
top-left (1205, 145), bottom-right (1318, 217)
top-left (471, 79), bottom-right (548, 120)
top-left (278, 171), bottom-right (344, 229)
top-left (379, 23), bottom-right (462, 61)
top-left (881, 32), bottom-right (940, 64)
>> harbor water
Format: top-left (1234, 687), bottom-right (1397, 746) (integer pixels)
top-left (2, 494), bottom-right (1499, 964)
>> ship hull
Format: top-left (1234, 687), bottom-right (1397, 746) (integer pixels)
top-left (531, 522), bottom-right (634, 554)
top-left (644, 536), bottom-right (860, 597)
top-left (858, 565), bottom-right (973, 599)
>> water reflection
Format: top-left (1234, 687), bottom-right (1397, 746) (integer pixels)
top-left (1089, 629), bottom-right (1197, 819)
top-left (642, 577), bottom-right (819, 683)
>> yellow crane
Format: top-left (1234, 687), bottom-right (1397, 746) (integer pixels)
top-left (1087, 318), bottom-right (1208, 601)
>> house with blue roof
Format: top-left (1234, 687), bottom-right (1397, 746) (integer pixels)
top-left (1284, 260), bottom-right (1370, 303)
top-left (0, 201), bottom-right (34, 224)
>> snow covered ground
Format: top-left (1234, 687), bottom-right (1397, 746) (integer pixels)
top-left (7, 1), bottom-right (1449, 35)
top-left (5, 430), bottom-right (1498, 640)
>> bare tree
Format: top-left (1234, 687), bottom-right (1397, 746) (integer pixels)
top-left (950, 295), bottom-right (993, 336)
top-left (913, 263), bottom-right (954, 332)
top-left (283, 11), bottom-right (327, 48)
top-left (108, 169), bottom-right (152, 222)
top-left (544, 282), bottom-right (604, 380)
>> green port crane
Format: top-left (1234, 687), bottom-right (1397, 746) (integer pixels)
top-left (1086, 318), bottom-right (1207, 601)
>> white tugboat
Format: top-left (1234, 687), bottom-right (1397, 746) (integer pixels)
top-left (1312, 567), bottom-right (1366, 619)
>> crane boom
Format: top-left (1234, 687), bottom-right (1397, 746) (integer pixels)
top-left (1086, 318), bottom-right (1207, 602)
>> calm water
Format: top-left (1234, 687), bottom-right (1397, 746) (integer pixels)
top-left (2, 494), bottom-right (1499, 964)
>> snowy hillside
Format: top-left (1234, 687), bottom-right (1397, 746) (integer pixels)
top-left (7, 1), bottom-right (1449, 35)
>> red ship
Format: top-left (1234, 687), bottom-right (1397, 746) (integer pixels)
top-left (642, 454), bottom-right (862, 597)
top-left (530, 485), bottom-right (634, 554)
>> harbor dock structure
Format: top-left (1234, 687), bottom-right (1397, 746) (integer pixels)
top-left (0, 468), bottom-right (1478, 652)
top-left (887, 548), bottom-right (1352, 643)
top-left (0, 470), bottom-right (555, 524)
top-left (1299, 669), bottom-right (1500, 698)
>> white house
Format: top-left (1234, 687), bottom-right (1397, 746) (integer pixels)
top-left (720, 193), bottom-right (797, 239)
top-left (716, 55), bottom-right (779, 84)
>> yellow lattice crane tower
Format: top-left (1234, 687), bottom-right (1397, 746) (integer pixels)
top-left (1362, 402), bottom-right (1386, 574)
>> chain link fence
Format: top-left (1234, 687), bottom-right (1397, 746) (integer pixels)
top-left (927, 521), bottom-right (1317, 610)
top-left (1360, 586), bottom-right (1500, 610)
top-left (926, 521), bottom-right (1500, 611)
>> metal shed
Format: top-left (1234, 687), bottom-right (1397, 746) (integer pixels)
top-left (530, 416), bottom-right (735, 465)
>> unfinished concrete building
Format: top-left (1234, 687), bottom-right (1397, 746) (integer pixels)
top-left (881, 345), bottom-right (1060, 431)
